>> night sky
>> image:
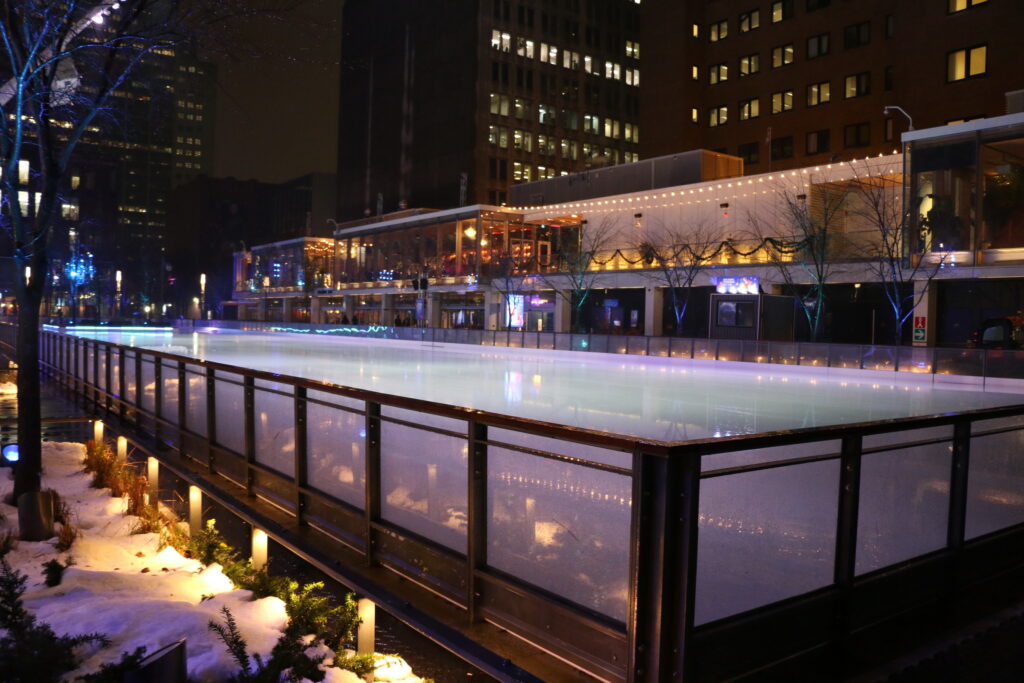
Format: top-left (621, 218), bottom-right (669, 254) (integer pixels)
top-left (210, 0), bottom-right (341, 183)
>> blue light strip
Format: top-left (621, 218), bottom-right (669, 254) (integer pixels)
top-left (43, 325), bottom-right (174, 332)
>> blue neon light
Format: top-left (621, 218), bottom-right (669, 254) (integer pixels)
top-left (2, 444), bottom-right (19, 463)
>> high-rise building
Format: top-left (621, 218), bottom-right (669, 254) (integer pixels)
top-left (641, 0), bottom-right (1023, 172)
top-left (337, 0), bottom-right (642, 220)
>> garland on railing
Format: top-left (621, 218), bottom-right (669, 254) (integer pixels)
top-left (583, 235), bottom-right (813, 268)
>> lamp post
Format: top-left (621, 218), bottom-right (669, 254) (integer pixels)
top-left (199, 272), bottom-right (207, 320)
top-left (114, 269), bottom-right (122, 320)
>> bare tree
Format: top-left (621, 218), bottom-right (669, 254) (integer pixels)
top-left (633, 221), bottom-right (720, 335)
top-left (847, 166), bottom-right (944, 344)
top-left (747, 180), bottom-right (853, 342)
top-left (0, 1), bottom-right (292, 509)
top-left (537, 215), bottom-right (618, 333)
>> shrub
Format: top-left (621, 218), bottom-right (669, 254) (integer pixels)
top-left (75, 646), bottom-right (147, 682)
top-left (0, 531), bottom-right (16, 558)
top-left (283, 584), bottom-right (360, 652)
top-left (0, 556), bottom-right (107, 681)
top-left (209, 606), bottom-right (326, 683)
top-left (55, 520), bottom-right (79, 553)
top-left (42, 557), bottom-right (74, 588)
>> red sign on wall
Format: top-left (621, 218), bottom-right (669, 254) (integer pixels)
top-left (913, 316), bottom-right (927, 330)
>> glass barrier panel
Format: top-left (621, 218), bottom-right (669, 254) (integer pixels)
top-left (96, 349), bottom-right (107, 393)
top-left (488, 427), bottom-right (631, 469)
top-left (670, 337), bottom-right (694, 359)
top-left (254, 388), bottom-right (296, 478)
top-left (648, 337), bottom-right (670, 357)
top-left (554, 334), bottom-right (571, 351)
top-left (214, 373), bottom-right (246, 455)
top-left (693, 339), bottom-right (716, 360)
top-left (140, 358), bottom-right (156, 414)
top-left (862, 425), bottom-right (953, 450)
top-left (185, 367), bottom-right (207, 437)
top-left (934, 348), bottom-right (985, 378)
top-left (125, 352), bottom-right (137, 405)
top-left (480, 331), bottom-right (494, 347)
top-left (161, 360), bottom-right (179, 426)
top-left (627, 337), bottom-right (648, 356)
top-left (307, 389), bottom-right (364, 412)
top-left (983, 350), bottom-right (1024, 380)
top-left (897, 346), bottom-right (933, 375)
top-left (307, 401), bottom-right (365, 509)
top-left (380, 422), bottom-right (468, 552)
top-left (741, 341), bottom-right (770, 364)
top-left (861, 345), bottom-right (897, 372)
top-left (856, 441), bottom-right (951, 575)
top-left (493, 331), bottom-right (508, 347)
top-left (522, 332), bottom-right (539, 349)
top-left (110, 349), bottom-right (121, 398)
top-left (589, 335), bottom-right (610, 354)
top-left (538, 333), bottom-right (555, 350)
top-left (967, 426), bottom-right (1024, 539)
top-left (769, 342), bottom-right (798, 366)
top-left (828, 344), bottom-right (863, 370)
top-left (506, 331), bottom-right (521, 348)
top-left (716, 340), bottom-right (742, 362)
top-left (696, 459), bottom-right (839, 625)
top-left (798, 343), bottom-right (829, 368)
top-left (488, 446), bottom-right (631, 621)
top-left (701, 440), bottom-right (840, 472)
top-left (571, 334), bottom-right (590, 352)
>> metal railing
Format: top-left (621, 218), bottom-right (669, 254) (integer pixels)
top-left (30, 324), bottom-right (1024, 681)
top-left (184, 319), bottom-right (1024, 386)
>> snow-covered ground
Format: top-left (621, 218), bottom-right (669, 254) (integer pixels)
top-left (0, 441), bottom-right (425, 682)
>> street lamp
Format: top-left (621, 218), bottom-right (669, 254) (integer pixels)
top-left (199, 272), bottom-right (206, 320)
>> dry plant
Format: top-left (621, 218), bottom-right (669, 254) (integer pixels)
top-left (0, 531), bottom-right (16, 558)
top-left (54, 521), bottom-right (79, 553)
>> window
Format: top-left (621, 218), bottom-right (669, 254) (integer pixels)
top-left (584, 114), bottom-right (601, 134)
top-left (491, 30), bottom-right (511, 52)
top-left (949, 0), bottom-right (987, 13)
top-left (492, 61), bottom-right (509, 84)
top-left (540, 43), bottom-right (558, 65)
top-left (625, 67), bottom-right (640, 86)
top-left (488, 125), bottom-right (509, 147)
top-left (807, 81), bottom-right (830, 106)
top-left (709, 19), bottom-right (728, 42)
top-left (488, 158), bottom-right (508, 181)
top-left (885, 14), bottom-right (894, 38)
top-left (514, 98), bottom-right (530, 119)
top-left (771, 0), bottom-right (792, 23)
top-left (740, 54), bottom-right (760, 76)
top-left (516, 37), bottom-right (535, 59)
top-left (739, 97), bottom-right (760, 120)
top-left (771, 44), bottom-right (794, 68)
top-left (709, 105), bottom-right (728, 127)
top-left (560, 109), bottom-right (579, 130)
top-left (844, 122), bottom-right (870, 148)
top-left (771, 90), bottom-right (793, 113)
top-left (884, 118), bottom-right (895, 142)
top-left (884, 65), bottom-right (894, 91)
top-left (709, 63), bottom-right (728, 84)
top-left (691, 65), bottom-right (699, 80)
top-left (489, 93), bottom-right (510, 115)
top-left (604, 61), bottom-right (622, 79)
top-left (512, 162), bottom-right (532, 182)
top-left (947, 45), bottom-right (987, 81)
top-left (624, 123), bottom-right (640, 144)
top-left (771, 136), bottom-right (794, 160)
top-left (538, 104), bottom-right (556, 125)
top-left (625, 40), bottom-right (640, 59)
top-left (806, 129), bottom-right (830, 155)
top-left (737, 142), bottom-right (760, 165)
top-left (717, 301), bottom-right (755, 327)
top-left (739, 9), bottom-right (760, 32)
top-left (806, 0), bottom-right (830, 11)
top-left (18, 159), bottom-right (29, 184)
top-left (807, 33), bottom-right (829, 59)
top-left (844, 72), bottom-right (870, 98)
top-left (603, 118), bottom-right (620, 138)
top-left (537, 134), bottom-right (554, 155)
top-left (561, 139), bottom-right (580, 159)
top-left (691, 107), bottom-right (699, 124)
top-left (844, 22), bottom-right (870, 49)
top-left (513, 129), bottom-right (532, 151)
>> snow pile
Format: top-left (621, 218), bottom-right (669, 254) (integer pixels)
top-left (0, 442), bottom-right (427, 682)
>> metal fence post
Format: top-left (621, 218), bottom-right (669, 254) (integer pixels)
top-left (92, 339), bottom-right (100, 409)
top-left (947, 419), bottom-right (972, 587)
top-left (628, 449), bottom-right (700, 682)
top-left (833, 434), bottom-right (863, 665)
top-left (467, 420), bottom-right (488, 621)
top-left (105, 345), bottom-right (113, 413)
top-left (153, 357), bottom-right (163, 443)
top-left (294, 386), bottom-right (308, 525)
top-left (243, 375), bottom-right (255, 495)
top-left (364, 401), bottom-right (381, 566)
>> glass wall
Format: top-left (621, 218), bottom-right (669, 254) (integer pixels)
top-left (334, 210), bottom-right (580, 286)
top-left (240, 238), bottom-right (336, 292)
top-left (911, 125), bottom-right (1024, 253)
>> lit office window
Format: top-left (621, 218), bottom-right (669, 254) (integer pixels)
top-left (771, 90), bottom-right (794, 113)
top-left (807, 81), bottom-right (831, 106)
top-left (739, 10), bottom-right (760, 32)
top-left (771, 44), bottom-right (794, 68)
top-left (947, 45), bottom-right (986, 81)
top-left (739, 98), bottom-right (760, 120)
top-left (709, 105), bottom-right (728, 127)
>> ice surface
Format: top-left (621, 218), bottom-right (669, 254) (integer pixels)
top-left (68, 329), bottom-right (1024, 442)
